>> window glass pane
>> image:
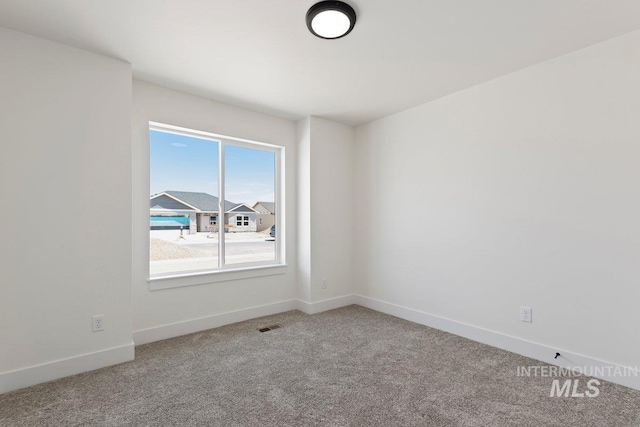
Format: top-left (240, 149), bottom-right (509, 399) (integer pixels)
top-left (224, 145), bottom-right (276, 265)
top-left (149, 130), bottom-right (219, 275)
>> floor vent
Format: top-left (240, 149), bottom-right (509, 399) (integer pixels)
top-left (258, 324), bottom-right (282, 333)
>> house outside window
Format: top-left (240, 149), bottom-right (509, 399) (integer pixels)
top-left (149, 123), bottom-right (281, 278)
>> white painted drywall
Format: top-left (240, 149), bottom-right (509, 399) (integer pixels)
top-left (296, 118), bottom-right (312, 303)
top-left (0, 28), bottom-right (133, 375)
top-left (355, 30), bottom-right (640, 369)
top-left (297, 117), bottom-right (356, 303)
top-left (132, 81), bottom-right (297, 332)
top-left (309, 118), bottom-right (355, 301)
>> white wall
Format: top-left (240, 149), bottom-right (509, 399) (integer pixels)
top-left (0, 27), bottom-right (133, 391)
top-left (355, 30), bottom-right (640, 369)
top-left (296, 118), bottom-right (312, 303)
top-left (132, 81), bottom-right (297, 334)
top-left (309, 118), bottom-right (356, 301)
top-left (297, 117), bottom-right (356, 303)
top-left (6, 17), bottom-right (635, 394)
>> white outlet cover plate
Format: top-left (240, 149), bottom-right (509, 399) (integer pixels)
top-left (92, 315), bottom-right (105, 332)
top-left (520, 306), bottom-right (532, 323)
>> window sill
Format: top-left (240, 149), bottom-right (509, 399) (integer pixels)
top-left (148, 264), bottom-right (287, 291)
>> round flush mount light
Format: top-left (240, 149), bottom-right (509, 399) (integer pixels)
top-left (306, 1), bottom-right (357, 40)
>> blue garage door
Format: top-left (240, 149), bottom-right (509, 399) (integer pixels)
top-left (150, 216), bottom-right (189, 230)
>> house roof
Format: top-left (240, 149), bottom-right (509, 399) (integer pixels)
top-left (151, 191), bottom-right (239, 212)
top-left (150, 194), bottom-right (198, 211)
top-left (253, 201), bottom-right (275, 214)
top-left (228, 203), bottom-right (259, 214)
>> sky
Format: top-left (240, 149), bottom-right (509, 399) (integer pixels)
top-left (150, 130), bottom-right (275, 206)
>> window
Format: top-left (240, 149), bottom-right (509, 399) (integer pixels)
top-left (149, 123), bottom-right (281, 278)
top-left (235, 215), bottom-right (249, 227)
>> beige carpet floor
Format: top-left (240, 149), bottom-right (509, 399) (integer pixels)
top-left (1, 305), bottom-right (640, 426)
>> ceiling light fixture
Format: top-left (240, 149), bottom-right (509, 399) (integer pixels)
top-left (306, 1), bottom-right (357, 40)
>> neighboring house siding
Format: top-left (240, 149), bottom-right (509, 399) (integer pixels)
top-left (252, 202), bottom-right (275, 231)
top-left (187, 213), bottom-right (197, 234)
top-left (256, 213), bottom-right (275, 232)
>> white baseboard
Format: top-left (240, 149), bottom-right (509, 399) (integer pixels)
top-left (297, 295), bottom-right (356, 315)
top-left (2, 297), bottom-right (327, 394)
top-left (133, 299), bottom-right (299, 345)
top-left (353, 294), bottom-right (640, 391)
top-left (0, 342), bottom-right (135, 394)
top-left (8, 295), bottom-right (635, 395)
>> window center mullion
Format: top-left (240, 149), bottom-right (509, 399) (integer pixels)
top-left (218, 141), bottom-right (226, 268)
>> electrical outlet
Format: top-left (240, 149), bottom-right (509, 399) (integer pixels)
top-left (92, 315), bottom-right (105, 332)
top-left (520, 306), bottom-right (532, 323)
top-left (321, 278), bottom-right (328, 289)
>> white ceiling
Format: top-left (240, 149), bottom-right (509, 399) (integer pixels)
top-left (1, 1), bottom-right (639, 126)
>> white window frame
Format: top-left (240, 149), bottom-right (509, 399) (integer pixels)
top-left (148, 122), bottom-right (285, 287)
